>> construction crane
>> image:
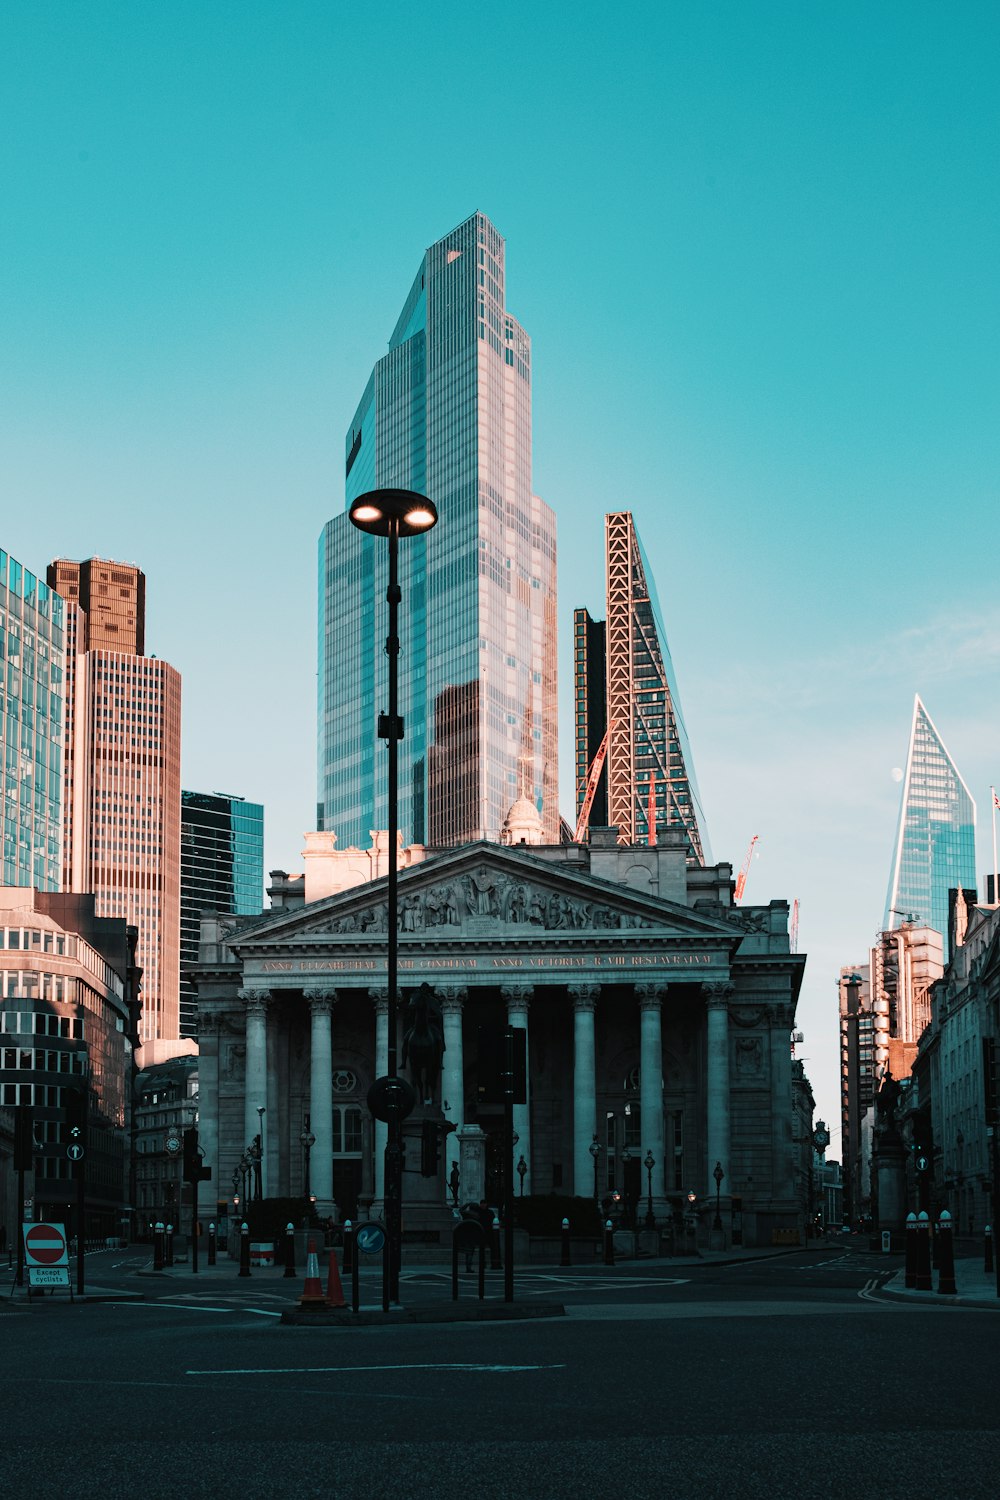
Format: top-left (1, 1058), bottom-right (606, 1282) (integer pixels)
top-left (734, 835), bottom-right (759, 903)
top-left (574, 720), bottom-right (615, 843)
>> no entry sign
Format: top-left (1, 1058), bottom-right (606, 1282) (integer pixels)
top-left (24, 1222), bottom-right (69, 1267)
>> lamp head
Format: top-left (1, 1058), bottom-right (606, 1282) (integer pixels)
top-left (350, 489), bottom-right (438, 538)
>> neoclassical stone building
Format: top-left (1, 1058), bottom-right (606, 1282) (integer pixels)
top-left (194, 828), bottom-right (805, 1248)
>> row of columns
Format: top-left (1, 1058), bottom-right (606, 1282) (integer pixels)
top-left (237, 979), bottom-right (735, 1209)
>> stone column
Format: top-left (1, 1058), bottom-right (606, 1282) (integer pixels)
top-left (266, 1006), bottom-right (282, 1200)
top-left (570, 984), bottom-right (600, 1198)
top-left (197, 1009), bottom-right (221, 1193)
top-left (636, 983), bottom-right (667, 1215)
top-left (438, 986), bottom-right (467, 1196)
top-left (770, 1004), bottom-right (795, 1205)
top-left (704, 982), bottom-right (733, 1211)
top-left (502, 983), bottom-right (534, 1196)
top-left (241, 989), bottom-right (269, 1195)
top-left (371, 989), bottom-right (390, 1211)
top-left (305, 989), bottom-right (336, 1216)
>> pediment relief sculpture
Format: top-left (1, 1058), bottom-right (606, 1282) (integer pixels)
top-left (314, 866), bottom-right (656, 936)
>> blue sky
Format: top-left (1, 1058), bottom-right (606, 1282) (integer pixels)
top-left (2, 1), bottom-right (998, 1144)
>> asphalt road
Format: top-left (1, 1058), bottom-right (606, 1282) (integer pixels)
top-left (2, 1245), bottom-right (998, 1499)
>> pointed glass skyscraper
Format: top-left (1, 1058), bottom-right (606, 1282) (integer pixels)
top-left (318, 213), bottom-right (558, 848)
top-left (884, 695), bottom-right (976, 941)
top-left (574, 512), bottom-right (708, 860)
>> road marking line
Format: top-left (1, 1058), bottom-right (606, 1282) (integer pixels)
top-left (185, 1362), bottom-right (566, 1376)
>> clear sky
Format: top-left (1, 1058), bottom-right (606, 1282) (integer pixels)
top-left (2, 1), bottom-right (998, 1148)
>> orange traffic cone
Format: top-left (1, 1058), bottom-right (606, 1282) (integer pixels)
top-left (299, 1237), bottom-right (326, 1306)
top-left (326, 1247), bottom-right (346, 1309)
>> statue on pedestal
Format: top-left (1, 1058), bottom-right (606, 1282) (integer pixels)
top-left (402, 982), bottom-right (445, 1105)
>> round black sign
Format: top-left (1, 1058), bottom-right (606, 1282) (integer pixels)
top-left (367, 1075), bottom-right (417, 1123)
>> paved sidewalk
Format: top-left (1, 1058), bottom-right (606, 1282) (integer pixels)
top-left (882, 1254), bottom-right (1000, 1307)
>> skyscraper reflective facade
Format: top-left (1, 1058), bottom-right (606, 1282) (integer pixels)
top-left (574, 513), bottom-right (708, 859)
top-left (0, 547), bottom-right (64, 890)
top-left (884, 695), bottom-right (976, 946)
top-left (318, 212), bottom-right (558, 847)
top-left (179, 791), bottom-right (264, 1038)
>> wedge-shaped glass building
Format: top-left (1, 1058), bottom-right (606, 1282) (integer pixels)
top-left (884, 695), bottom-right (976, 945)
top-left (318, 213), bottom-right (558, 848)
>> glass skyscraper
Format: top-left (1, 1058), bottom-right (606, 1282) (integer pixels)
top-left (884, 695), bottom-right (976, 944)
top-left (179, 791), bottom-right (264, 1037)
top-left (573, 513), bottom-right (708, 859)
top-left (318, 212), bottom-right (558, 848)
top-left (0, 547), bottom-right (64, 890)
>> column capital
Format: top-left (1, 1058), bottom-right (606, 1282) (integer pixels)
top-left (437, 985), bottom-right (468, 1014)
top-left (304, 988), bottom-right (337, 1015)
top-left (703, 981), bottom-right (735, 1010)
top-left (500, 983), bottom-right (533, 1012)
top-left (239, 987), bottom-right (270, 1015)
top-left (569, 983), bottom-right (600, 1011)
top-left (369, 987), bottom-right (390, 1018)
top-left (635, 982), bottom-right (668, 1009)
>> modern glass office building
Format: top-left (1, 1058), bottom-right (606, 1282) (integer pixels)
top-left (318, 212), bottom-right (558, 849)
top-left (0, 547), bottom-right (64, 890)
top-left (573, 513), bottom-right (708, 860)
top-left (884, 695), bottom-right (976, 947)
top-left (179, 791), bottom-right (264, 1037)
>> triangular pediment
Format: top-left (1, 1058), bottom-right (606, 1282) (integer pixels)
top-left (228, 842), bottom-right (740, 952)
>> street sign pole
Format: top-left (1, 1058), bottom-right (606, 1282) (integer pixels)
top-left (503, 1026), bottom-right (514, 1304)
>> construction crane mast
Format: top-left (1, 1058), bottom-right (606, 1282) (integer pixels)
top-left (734, 835), bottom-right (759, 903)
top-left (574, 721), bottom-right (615, 844)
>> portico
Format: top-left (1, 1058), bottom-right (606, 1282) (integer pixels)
top-left (195, 834), bottom-right (804, 1248)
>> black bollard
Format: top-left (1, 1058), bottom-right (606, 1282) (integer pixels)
top-left (603, 1219), bottom-right (615, 1267)
top-left (165, 1224), bottom-right (174, 1268)
top-left (208, 1222), bottom-right (217, 1267)
top-left (985, 1224), bottom-right (994, 1275)
top-left (937, 1209), bottom-right (957, 1295)
top-left (342, 1220), bottom-right (355, 1275)
top-left (153, 1221), bottom-right (164, 1272)
top-left (904, 1212), bottom-right (917, 1288)
top-left (238, 1221), bottom-right (251, 1278)
top-left (283, 1222), bottom-right (297, 1278)
top-left (915, 1210), bottom-right (933, 1291)
top-left (560, 1217), bottom-right (571, 1268)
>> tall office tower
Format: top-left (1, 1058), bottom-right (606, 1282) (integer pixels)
top-left (48, 557), bottom-right (182, 1044)
top-left (0, 548), bottom-right (64, 890)
top-left (179, 790), bottom-right (264, 1038)
top-left (318, 212), bottom-right (558, 849)
top-left (573, 608), bottom-right (608, 830)
top-left (838, 966), bottom-right (872, 1229)
top-left (573, 512), bottom-right (708, 858)
top-left (884, 695), bottom-right (976, 949)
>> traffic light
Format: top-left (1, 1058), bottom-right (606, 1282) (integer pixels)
top-left (183, 1127), bottom-right (212, 1184)
top-left (64, 1085), bottom-right (87, 1147)
top-left (420, 1119), bottom-right (439, 1177)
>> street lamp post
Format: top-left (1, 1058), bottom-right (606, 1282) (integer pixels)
top-left (257, 1106), bottom-right (266, 1201)
top-left (300, 1116), bottom-right (316, 1202)
top-left (350, 487), bottom-right (438, 1308)
top-left (517, 1155), bottom-right (527, 1196)
top-left (590, 1135), bottom-right (603, 1220)
top-left (620, 1147), bottom-right (632, 1227)
top-left (644, 1150), bottom-right (656, 1229)
top-left (713, 1160), bottom-right (725, 1234)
